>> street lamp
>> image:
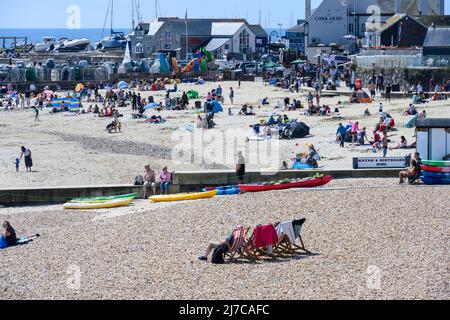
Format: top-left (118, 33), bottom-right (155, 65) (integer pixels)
top-left (278, 23), bottom-right (283, 39)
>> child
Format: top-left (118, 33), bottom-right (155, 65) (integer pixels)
top-left (15, 157), bottom-right (19, 172)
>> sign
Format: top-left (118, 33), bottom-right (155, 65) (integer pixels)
top-left (353, 156), bottom-right (411, 169)
top-left (315, 16), bottom-right (343, 22)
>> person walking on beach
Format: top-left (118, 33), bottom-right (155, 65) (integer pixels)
top-left (385, 83), bottom-right (392, 103)
top-left (132, 92), bottom-right (137, 111)
top-left (15, 157), bottom-right (19, 173)
top-left (236, 151), bottom-right (246, 184)
top-left (382, 131), bottom-right (389, 158)
top-left (34, 107), bottom-right (40, 122)
top-left (20, 146), bottom-right (33, 172)
top-left (350, 121), bottom-right (359, 145)
top-left (336, 123), bottom-right (347, 148)
top-left (229, 87), bottom-right (234, 105)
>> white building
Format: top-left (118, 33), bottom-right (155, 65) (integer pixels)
top-left (304, 0), bottom-right (446, 48)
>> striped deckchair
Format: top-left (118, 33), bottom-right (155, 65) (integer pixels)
top-left (291, 218), bottom-right (311, 254)
top-left (224, 226), bottom-right (250, 261)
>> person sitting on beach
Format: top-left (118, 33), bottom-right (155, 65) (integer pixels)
top-left (357, 127), bottom-right (369, 145)
top-left (419, 110), bottom-right (426, 119)
top-left (399, 152), bottom-right (421, 185)
top-left (149, 115), bottom-right (163, 124)
top-left (107, 120), bottom-right (122, 133)
top-left (159, 166), bottom-right (172, 195)
top-left (143, 165), bottom-right (157, 198)
top-left (390, 136), bottom-right (408, 150)
top-left (364, 108), bottom-right (371, 117)
top-left (403, 104), bottom-right (418, 116)
top-left (198, 227), bottom-right (239, 261)
top-left (369, 130), bottom-right (382, 148)
top-left (261, 97), bottom-right (269, 105)
top-left (350, 92), bottom-right (358, 104)
top-left (1, 221), bottom-right (17, 247)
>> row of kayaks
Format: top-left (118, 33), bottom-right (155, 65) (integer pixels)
top-left (63, 193), bottom-right (137, 210)
top-left (63, 176), bottom-right (333, 209)
top-left (420, 160), bottom-right (450, 185)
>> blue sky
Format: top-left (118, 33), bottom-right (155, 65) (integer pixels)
top-left (0, 0), bottom-right (449, 29)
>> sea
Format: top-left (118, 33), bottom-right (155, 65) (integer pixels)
top-left (0, 28), bottom-right (287, 45)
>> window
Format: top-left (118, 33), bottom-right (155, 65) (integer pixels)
top-left (348, 24), bottom-right (354, 34)
top-left (239, 29), bottom-right (250, 55)
top-left (361, 23), bottom-right (366, 33)
top-left (165, 31), bottom-right (171, 41)
top-left (135, 43), bottom-right (144, 54)
top-left (165, 43), bottom-right (171, 49)
top-left (224, 44), bottom-right (230, 50)
top-left (256, 38), bottom-right (263, 45)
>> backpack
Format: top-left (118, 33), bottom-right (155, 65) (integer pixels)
top-left (211, 244), bottom-right (227, 264)
top-left (134, 175), bottom-right (144, 186)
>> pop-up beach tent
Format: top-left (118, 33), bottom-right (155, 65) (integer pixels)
top-left (118, 81), bottom-right (129, 90)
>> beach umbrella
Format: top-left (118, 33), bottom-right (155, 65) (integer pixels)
top-left (144, 102), bottom-right (159, 110)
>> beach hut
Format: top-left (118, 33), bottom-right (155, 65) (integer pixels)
top-left (416, 118), bottom-right (450, 161)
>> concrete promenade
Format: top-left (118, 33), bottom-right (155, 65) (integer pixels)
top-left (0, 169), bottom-right (402, 205)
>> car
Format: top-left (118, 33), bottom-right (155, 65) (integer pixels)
top-left (236, 62), bottom-right (258, 74)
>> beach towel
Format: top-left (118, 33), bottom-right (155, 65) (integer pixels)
top-left (0, 235), bottom-right (7, 249)
top-left (253, 224), bottom-right (278, 249)
top-left (275, 221), bottom-right (296, 243)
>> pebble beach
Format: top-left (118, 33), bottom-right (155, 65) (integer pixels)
top-left (1, 178), bottom-right (449, 300)
top-left (1, 81), bottom-right (449, 300)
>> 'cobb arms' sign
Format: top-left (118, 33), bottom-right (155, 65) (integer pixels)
top-left (353, 156), bottom-right (411, 169)
top-left (315, 16), bottom-right (344, 21)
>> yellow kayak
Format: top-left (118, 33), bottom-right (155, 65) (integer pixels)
top-left (63, 198), bottom-right (133, 210)
top-left (149, 190), bottom-right (218, 203)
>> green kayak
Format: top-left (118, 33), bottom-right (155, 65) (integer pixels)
top-left (421, 160), bottom-right (450, 167)
top-left (70, 193), bottom-right (138, 203)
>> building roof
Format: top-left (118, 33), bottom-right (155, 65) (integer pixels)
top-left (423, 27), bottom-right (450, 47)
top-left (248, 25), bottom-right (268, 37)
top-left (376, 14), bottom-right (427, 33)
top-left (136, 18), bottom-right (264, 38)
top-left (287, 24), bottom-right (305, 33)
top-left (416, 118), bottom-right (450, 128)
top-left (414, 15), bottom-right (450, 28)
top-left (211, 22), bottom-right (245, 36)
top-left (205, 38), bottom-right (230, 52)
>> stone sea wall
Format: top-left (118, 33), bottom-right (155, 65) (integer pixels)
top-left (356, 67), bottom-right (450, 91)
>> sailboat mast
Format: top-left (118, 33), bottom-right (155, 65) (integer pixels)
top-left (111, 0), bottom-right (114, 35)
top-left (132, 0), bottom-right (135, 30)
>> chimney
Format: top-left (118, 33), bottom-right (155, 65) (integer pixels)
top-left (419, 0), bottom-right (427, 15)
top-left (305, 0), bottom-right (312, 20)
top-left (395, 0), bottom-right (401, 14)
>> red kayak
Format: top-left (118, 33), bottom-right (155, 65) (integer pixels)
top-left (239, 176), bottom-right (332, 193)
top-left (421, 165), bottom-right (450, 173)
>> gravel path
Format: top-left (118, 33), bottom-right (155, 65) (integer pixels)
top-left (0, 179), bottom-right (448, 300)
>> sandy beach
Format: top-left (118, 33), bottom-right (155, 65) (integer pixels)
top-left (1, 81), bottom-right (449, 188)
top-left (0, 178), bottom-right (448, 300)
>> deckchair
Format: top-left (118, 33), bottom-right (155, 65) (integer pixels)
top-left (224, 227), bottom-right (250, 261)
top-left (241, 225), bottom-right (279, 260)
top-left (273, 221), bottom-right (297, 256)
top-left (291, 218), bottom-right (311, 254)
